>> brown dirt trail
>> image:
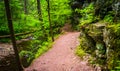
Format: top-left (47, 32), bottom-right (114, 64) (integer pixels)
top-left (25, 32), bottom-right (94, 71)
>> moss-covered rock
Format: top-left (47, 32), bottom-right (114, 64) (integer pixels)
top-left (73, 0), bottom-right (120, 69)
top-left (103, 24), bottom-right (120, 70)
top-left (78, 22), bottom-right (120, 70)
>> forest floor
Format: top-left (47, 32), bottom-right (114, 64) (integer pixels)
top-left (25, 24), bottom-right (94, 71)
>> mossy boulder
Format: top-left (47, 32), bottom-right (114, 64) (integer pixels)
top-left (103, 24), bottom-right (120, 69)
top-left (87, 23), bottom-right (106, 43)
top-left (78, 22), bottom-right (120, 70)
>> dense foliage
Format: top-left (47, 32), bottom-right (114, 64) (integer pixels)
top-left (70, 0), bottom-right (120, 26)
top-left (0, 0), bottom-right (120, 70)
top-left (0, 0), bottom-right (40, 36)
top-left (0, 0), bottom-right (72, 67)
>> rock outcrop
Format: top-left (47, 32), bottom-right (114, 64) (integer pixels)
top-left (79, 22), bottom-right (120, 70)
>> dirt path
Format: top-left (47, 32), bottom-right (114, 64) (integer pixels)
top-left (25, 32), bottom-right (94, 71)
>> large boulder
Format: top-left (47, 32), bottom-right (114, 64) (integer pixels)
top-left (80, 23), bottom-right (120, 70)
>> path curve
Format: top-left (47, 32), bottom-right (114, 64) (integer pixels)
top-left (25, 32), bottom-right (94, 71)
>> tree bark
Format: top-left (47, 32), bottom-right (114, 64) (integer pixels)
top-left (24, 0), bottom-right (28, 14)
top-left (37, 0), bottom-right (42, 21)
top-left (4, 0), bottom-right (23, 71)
top-left (47, 0), bottom-right (54, 41)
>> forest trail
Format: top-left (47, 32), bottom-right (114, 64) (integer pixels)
top-left (25, 31), bottom-right (94, 71)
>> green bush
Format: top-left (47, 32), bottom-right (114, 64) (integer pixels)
top-left (76, 46), bottom-right (86, 59)
top-left (35, 38), bottom-right (53, 58)
top-left (75, 3), bottom-right (97, 26)
top-left (19, 37), bottom-right (53, 67)
top-left (104, 14), bottom-right (114, 23)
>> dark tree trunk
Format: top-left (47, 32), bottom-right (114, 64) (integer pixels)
top-left (47, 0), bottom-right (54, 41)
top-left (4, 0), bottom-right (23, 71)
top-left (24, 0), bottom-right (28, 14)
top-left (37, 0), bottom-right (47, 40)
top-left (37, 0), bottom-right (42, 21)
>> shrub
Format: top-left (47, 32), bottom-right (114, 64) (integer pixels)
top-left (75, 3), bottom-right (97, 26)
top-left (76, 46), bottom-right (86, 59)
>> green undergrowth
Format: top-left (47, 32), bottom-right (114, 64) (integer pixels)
top-left (75, 3), bottom-right (99, 26)
top-left (19, 37), bottom-right (53, 67)
top-left (75, 46), bottom-right (86, 59)
top-left (75, 38), bottom-right (86, 59)
top-left (19, 33), bottom-right (61, 67)
top-left (35, 38), bottom-right (53, 58)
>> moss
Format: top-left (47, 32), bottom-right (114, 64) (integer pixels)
top-left (78, 22), bottom-right (120, 70)
top-left (76, 46), bottom-right (86, 59)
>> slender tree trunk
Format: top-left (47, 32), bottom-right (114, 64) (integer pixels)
top-left (4, 0), bottom-right (23, 71)
top-left (47, 0), bottom-right (54, 41)
top-left (24, 0), bottom-right (28, 14)
top-left (37, 0), bottom-right (47, 40)
top-left (24, 0), bottom-right (28, 26)
top-left (37, 0), bottom-right (42, 21)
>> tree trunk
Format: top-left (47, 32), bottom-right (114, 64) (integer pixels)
top-left (37, 0), bottom-right (42, 21)
top-left (4, 0), bottom-right (23, 71)
top-left (47, 0), bottom-right (54, 41)
top-left (24, 0), bottom-right (28, 14)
